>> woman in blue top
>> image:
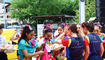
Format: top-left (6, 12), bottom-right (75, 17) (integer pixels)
top-left (94, 22), bottom-right (105, 59)
top-left (54, 23), bottom-right (89, 60)
top-left (18, 25), bottom-right (44, 60)
top-left (82, 22), bottom-right (104, 60)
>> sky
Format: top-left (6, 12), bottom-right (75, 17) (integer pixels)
top-left (72, 0), bottom-right (74, 2)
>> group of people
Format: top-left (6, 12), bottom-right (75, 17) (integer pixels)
top-left (0, 21), bottom-right (105, 60)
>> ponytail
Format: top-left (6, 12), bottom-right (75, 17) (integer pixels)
top-left (76, 33), bottom-right (82, 39)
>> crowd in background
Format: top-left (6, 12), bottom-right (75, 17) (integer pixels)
top-left (0, 21), bottom-right (105, 60)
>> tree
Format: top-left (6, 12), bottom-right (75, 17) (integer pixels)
top-left (10, 0), bottom-right (38, 24)
top-left (10, 0), bottom-right (79, 24)
top-left (74, 0), bottom-right (96, 23)
top-left (85, 0), bottom-right (96, 21)
top-left (61, 0), bottom-right (79, 16)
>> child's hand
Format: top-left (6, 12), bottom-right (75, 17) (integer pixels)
top-left (14, 29), bottom-right (17, 33)
top-left (39, 43), bottom-right (46, 50)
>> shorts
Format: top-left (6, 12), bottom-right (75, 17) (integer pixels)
top-left (0, 52), bottom-right (8, 60)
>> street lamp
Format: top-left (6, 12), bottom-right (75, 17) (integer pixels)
top-left (3, 0), bottom-right (7, 28)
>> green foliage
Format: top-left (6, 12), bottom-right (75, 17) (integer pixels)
top-left (85, 0), bottom-right (96, 21)
top-left (10, 0), bottom-right (96, 24)
top-left (61, 0), bottom-right (79, 16)
top-left (74, 0), bottom-right (96, 22)
top-left (10, 0), bottom-right (39, 22)
top-left (73, 10), bottom-right (79, 23)
top-left (10, 0), bottom-right (78, 24)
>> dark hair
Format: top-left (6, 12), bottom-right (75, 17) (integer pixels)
top-left (43, 28), bottom-right (52, 37)
top-left (69, 23), bottom-right (81, 38)
top-left (70, 24), bottom-right (78, 33)
top-left (58, 22), bottom-right (66, 29)
top-left (82, 22), bottom-right (94, 32)
top-left (0, 25), bottom-right (3, 29)
top-left (18, 26), bottom-right (33, 43)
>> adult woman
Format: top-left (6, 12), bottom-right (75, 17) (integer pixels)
top-left (18, 25), bottom-right (44, 60)
top-left (10, 27), bottom-right (23, 60)
top-left (0, 25), bottom-right (8, 60)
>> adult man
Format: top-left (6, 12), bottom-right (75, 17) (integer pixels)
top-left (0, 25), bottom-right (8, 60)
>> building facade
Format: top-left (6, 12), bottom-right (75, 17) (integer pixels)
top-left (0, 0), bottom-right (19, 28)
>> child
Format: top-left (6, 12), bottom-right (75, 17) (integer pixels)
top-left (18, 25), bottom-right (44, 60)
top-left (0, 25), bottom-right (8, 60)
top-left (54, 23), bottom-right (89, 60)
top-left (10, 27), bottom-right (23, 42)
top-left (10, 26), bottom-right (23, 60)
top-left (37, 28), bottom-right (57, 60)
top-left (82, 22), bottom-right (104, 60)
top-left (54, 23), bottom-right (68, 60)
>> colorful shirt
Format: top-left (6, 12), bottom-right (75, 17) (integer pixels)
top-left (37, 39), bottom-right (55, 60)
top-left (62, 37), bottom-right (89, 60)
top-left (18, 39), bottom-right (38, 60)
top-left (43, 39), bottom-right (54, 52)
top-left (101, 33), bottom-right (105, 51)
top-left (101, 33), bottom-right (105, 40)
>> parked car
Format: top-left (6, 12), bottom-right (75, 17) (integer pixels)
top-left (7, 25), bottom-right (22, 29)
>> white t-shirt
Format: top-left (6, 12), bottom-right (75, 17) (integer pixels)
top-left (0, 34), bottom-right (6, 46)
